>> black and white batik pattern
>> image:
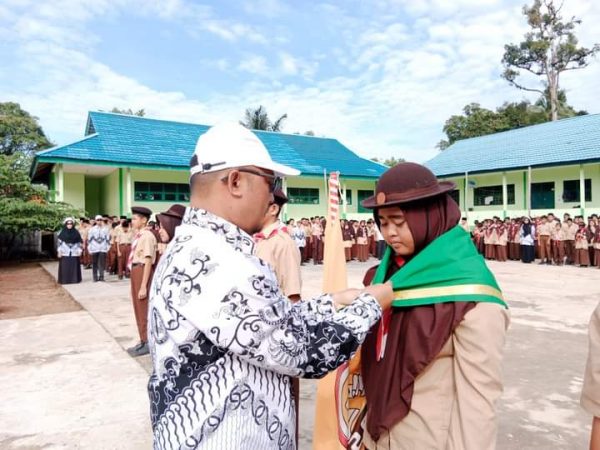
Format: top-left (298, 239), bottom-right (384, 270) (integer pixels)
top-left (148, 208), bottom-right (382, 450)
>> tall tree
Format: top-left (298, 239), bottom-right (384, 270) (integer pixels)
top-left (0, 102), bottom-right (53, 156)
top-left (110, 107), bottom-right (146, 116)
top-left (240, 105), bottom-right (287, 132)
top-left (501, 0), bottom-right (599, 121)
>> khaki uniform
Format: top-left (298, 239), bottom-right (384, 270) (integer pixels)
top-left (563, 223), bottom-right (577, 264)
top-left (311, 222), bottom-right (323, 264)
top-left (117, 228), bottom-right (134, 278)
top-left (130, 229), bottom-right (157, 342)
top-left (551, 227), bottom-right (565, 265)
top-left (581, 301), bottom-right (600, 417)
top-left (364, 303), bottom-right (510, 450)
top-left (538, 222), bottom-right (552, 262)
top-left (255, 222), bottom-right (302, 299)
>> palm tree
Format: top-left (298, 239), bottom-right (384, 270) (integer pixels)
top-left (240, 105), bottom-right (287, 132)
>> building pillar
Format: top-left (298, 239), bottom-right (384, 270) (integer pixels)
top-left (56, 163), bottom-right (64, 202)
top-left (125, 168), bottom-right (132, 215)
top-left (342, 182), bottom-right (348, 219)
top-left (580, 164), bottom-right (586, 217)
top-left (527, 166), bottom-right (532, 216)
top-left (463, 172), bottom-right (469, 223)
top-left (502, 172), bottom-right (508, 219)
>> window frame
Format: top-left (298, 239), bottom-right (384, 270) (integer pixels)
top-left (287, 187), bottom-right (320, 205)
top-left (473, 184), bottom-right (515, 206)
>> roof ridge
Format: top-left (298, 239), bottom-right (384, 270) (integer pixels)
top-left (447, 113), bottom-right (599, 148)
top-left (88, 110), bottom-right (336, 141)
top-left (36, 133), bottom-right (99, 155)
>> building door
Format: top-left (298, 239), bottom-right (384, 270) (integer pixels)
top-left (531, 182), bottom-right (555, 210)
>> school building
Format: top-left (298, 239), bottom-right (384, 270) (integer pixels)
top-left (31, 111), bottom-right (387, 220)
top-left (425, 113), bottom-right (600, 223)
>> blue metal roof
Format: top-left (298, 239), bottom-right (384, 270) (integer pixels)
top-left (425, 113), bottom-right (600, 177)
top-left (35, 111), bottom-right (387, 178)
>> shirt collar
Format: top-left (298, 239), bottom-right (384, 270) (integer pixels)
top-left (182, 207), bottom-right (255, 255)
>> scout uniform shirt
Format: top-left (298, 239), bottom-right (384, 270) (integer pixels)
top-left (117, 228), bottom-right (134, 245)
top-left (131, 228), bottom-right (157, 266)
top-left (255, 221), bottom-right (302, 298)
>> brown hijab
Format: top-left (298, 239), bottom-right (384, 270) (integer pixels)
top-left (362, 194), bottom-right (476, 441)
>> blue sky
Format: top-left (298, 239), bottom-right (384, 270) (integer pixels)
top-left (1, 0), bottom-right (599, 163)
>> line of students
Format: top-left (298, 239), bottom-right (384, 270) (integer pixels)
top-left (285, 216), bottom-right (386, 265)
top-left (470, 212), bottom-right (600, 268)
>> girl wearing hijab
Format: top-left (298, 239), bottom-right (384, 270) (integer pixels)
top-left (350, 163), bottom-right (509, 450)
top-left (155, 204), bottom-right (186, 263)
top-left (57, 217), bottom-right (83, 284)
top-left (520, 217), bottom-right (536, 263)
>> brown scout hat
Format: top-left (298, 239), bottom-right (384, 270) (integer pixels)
top-left (361, 162), bottom-right (455, 209)
top-left (131, 206), bottom-right (153, 219)
top-left (156, 204), bottom-right (186, 223)
top-left (272, 189), bottom-right (289, 207)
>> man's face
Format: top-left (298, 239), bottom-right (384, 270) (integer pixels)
top-left (377, 206), bottom-right (415, 256)
top-left (236, 166), bottom-right (276, 235)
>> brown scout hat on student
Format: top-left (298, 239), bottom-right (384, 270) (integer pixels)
top-left (272, 189), bottom-right (288, 207)
top-left (156, 204), bottom-right (186, 241)
top-left (361, 162), bottom-right (455, 209)
top-left (131, 206), bottom-right (153, 219)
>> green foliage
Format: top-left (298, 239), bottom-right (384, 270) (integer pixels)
top-left (371, 156), bottom-right (405, 167)
top-left (501, 0), bottom-right (599, 120)
top-left (0, 102), bottom-right (53, 156)
top-left (0, 154), bottom-right (83, 235)
top-left (240, 105), bottom-right (288, 131)
top-left (110, 107), bottom-right (146, 116)
top-left (437, 92), bottom-right (587, 150)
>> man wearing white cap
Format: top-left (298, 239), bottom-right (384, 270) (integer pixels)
top-left (87, 214), bottom-right (110, 282)
top-left (147, 123), bottom-right (393, 450)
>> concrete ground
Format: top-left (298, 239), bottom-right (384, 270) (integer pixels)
top-left (0, 258), bottom-right (598, 449)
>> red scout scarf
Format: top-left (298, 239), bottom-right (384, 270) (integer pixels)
top-left (253, 223), bottom-right (289, 243)
top-left (127, 230), bottom-right (143, 271)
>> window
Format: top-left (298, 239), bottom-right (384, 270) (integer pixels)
top-left (357, 189), bottom-right (374, 213)
top-left (344, 189), bottom-right (352, 205)
top-left (287, 187), bottom-right (320, 204)
top-left (563, 179), bottom-right (592, 203)
top-left (473, 184), bottom-right (515, 206)
top-left (449, 189), bottom-right (460, 205)
top-left (134, 182), bottom-right (190, 202)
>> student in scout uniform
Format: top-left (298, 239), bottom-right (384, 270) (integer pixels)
top-left (581, 300), bottom-right (600, 449)
top-left (588, 217), bottom-right (597, 267)
top-left (538, 215), bottom-right (552, 264)
top-left (551, 220), bottom-right (566, 265)
top-left (367, 219), bottom-right (377, 257)
top-left (57, 217), bottom-right (83, 284)
top-left (255, 190), bottom-right (302, 301)
top-left (495, 219), bottom-right (508, 262)
top-left (155, 204), bottom-right (186, 263)
top-left (356, 162), bottom-right (509, 450)
top-left (127, 206), bottom-right (157, 357)
top-left (107, 222), bottom-right (119, 275)
top-left (563, 216), bottom-right (577, 265)
top-left (147, 123), bottom-right (393, 449)
top-left (80, 218), bottom-right (91, 269)
top-left (116, 220), bottom-right (133, 280)
top-left (356, 220), bottom-right (369, 262)
top-left (287, 218), bottom-right (306, 264)
top-left (311, 216), bottom-right (323, 264)
top-left (342, 219), bottom-right (354, 261)
top-left (575, 223), bottom-right (591, 267)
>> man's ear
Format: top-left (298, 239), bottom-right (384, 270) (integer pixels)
top-left (225, 170), bottom-right (243, 198)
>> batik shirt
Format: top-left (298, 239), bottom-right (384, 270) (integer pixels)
top-left (87, 225), bottom-right (110, 253)
top-left (148, 208), bottom-right (382, 450)
top-left (57, 240), bottom-right (82, 257)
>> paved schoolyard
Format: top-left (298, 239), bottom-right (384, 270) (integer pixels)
top-left (0, 258), bottom-right (598, 449)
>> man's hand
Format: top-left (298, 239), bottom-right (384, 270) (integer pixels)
top-left (364, 281), bottom-right (394, 310)
top-left (331, 288), bottom-right (362, 309)
top-left (138, 287), bottom-right (147, 300)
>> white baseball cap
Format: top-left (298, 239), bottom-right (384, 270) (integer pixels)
top-left (94, 215), bottom-right (103, 220)
top-left (190, 122), bottom-right (300, 177)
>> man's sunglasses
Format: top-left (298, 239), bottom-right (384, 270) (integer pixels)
top-left (222, 168), bottom-right (282, 193)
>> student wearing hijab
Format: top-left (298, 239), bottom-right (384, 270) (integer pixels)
top-left (57, 217), bottom-right (83, 284)
top-left (155, 204), bottom-right (186, 263)
top-left (355, 163), bottom-right (510, 450)
top-left (520, 217), bottom-right (536, 263)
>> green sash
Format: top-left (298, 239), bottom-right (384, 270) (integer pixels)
top-left (373, 225), bottom-right (507, 308)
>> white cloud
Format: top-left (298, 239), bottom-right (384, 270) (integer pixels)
top-left (238, 54), bottom-right (269, 75)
